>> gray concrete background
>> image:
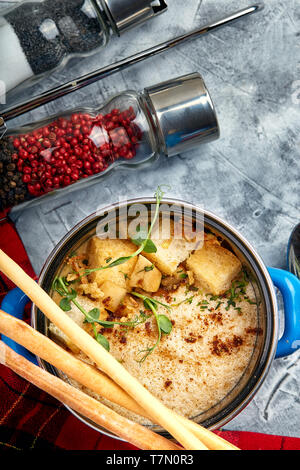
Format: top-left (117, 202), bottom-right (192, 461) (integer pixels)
top-left (1, 0), bottom-right (300, 438)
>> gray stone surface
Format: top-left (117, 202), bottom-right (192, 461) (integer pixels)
top-left (1, 0), bottom-right (300, 438)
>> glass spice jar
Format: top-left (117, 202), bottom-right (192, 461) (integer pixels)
top-left (0, 73), bottom-right (220, 212)
top-left (0, 0), bottom-right (168, 93)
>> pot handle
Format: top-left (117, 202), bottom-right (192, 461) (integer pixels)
top-left (268, 267), bottom-right (300, 359)
top-left (0, 287), bottom-right (38, 365)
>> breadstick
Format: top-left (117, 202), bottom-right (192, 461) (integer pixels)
top-left (0, 310), bottom-right (146, 417)
top-left (0, 310), bottom-right (237, 450)
top-left (176, 417), bottom-right (239, 450)
top-left (0, 249), bottom-right (207, 450)
top-left (0, 341), bottom-right (180, 450)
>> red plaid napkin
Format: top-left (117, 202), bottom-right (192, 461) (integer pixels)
top-left (0, 211), bottom-right (299, 450)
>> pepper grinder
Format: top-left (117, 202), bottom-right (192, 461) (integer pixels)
top-left (0, 0), bottom-right (168, 92)
top-left (0, 72), bottom-right (219, 211)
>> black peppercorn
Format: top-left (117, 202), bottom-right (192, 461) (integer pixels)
top-left (7, 163), bottom-right (16, 171)
top-left (4, 0), bottom-right (105, 76)
top-left (0, 136), bottom-right (30, 210)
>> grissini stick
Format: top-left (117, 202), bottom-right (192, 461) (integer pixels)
top-left (0, 310), bottom-right (146, 417)
top-left (0, 250), bottom-right (207, 450)
top-left (0, 341), bottom-right (181, 450)
top-left (177, 417), bottom-right (238, 451)
top-left (0, 310), bottom-right (238, 450)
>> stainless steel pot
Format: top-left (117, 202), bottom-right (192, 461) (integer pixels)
top-left (2, 197), bottom-right (300, 441)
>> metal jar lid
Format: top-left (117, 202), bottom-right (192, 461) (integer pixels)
top-left (144, 72), bottom-right (220, 157)
top-left (98, 0), bottom-right (168, 35)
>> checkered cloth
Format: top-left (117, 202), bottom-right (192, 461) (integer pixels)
top-left (0, 211), bottom-right (299, 450)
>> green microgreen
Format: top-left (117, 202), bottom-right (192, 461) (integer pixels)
top-left (138, 264), bottom-right (155, 273)
top-left (157, 314), bottom-right (173, 334)
top-left (95, 332), bottom-right (110, 351)
top-left (179, 273), bottom-right (188, 279)
top-left (208, 294), bottom-right (220, 301)
top-left (131, 291), bottom-right (172, 313)
top-left (131, 291), bottom-right (172, 363)
top-left (172, 295), bottom-right (195, 307)
top-left (210, 269), bottom-right (259, 311)
top-left (187, 285), bottom-right (199, 292)
top-left (53, 186), bottom-right (173, 360)
top-left (81, 187), bottom-right (166, 278)
top-left (224, 276), bottom-right (249, 311)
top-left (52, 277), bottom-right (150, 352)
top-left (120, 271), bottom-right (130, 280)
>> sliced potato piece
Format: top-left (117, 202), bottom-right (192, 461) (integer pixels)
top-left (186, 243), bottom-right (242, 295)
top-left (129, 255), bottom-right (162, 293)
top-left (87, 237), bottom-right (137, 288)
top-left (100, 280), bottom-right (127, 313)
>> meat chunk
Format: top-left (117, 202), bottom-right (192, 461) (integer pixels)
top-left (100, 281), bottom-right (127, 313)
top-left (129, 255), bottom-right (162, 293)
top-left (87, 237), bottom-right (137, 289)
top-left (143, 220), bottom-right (200, 275)
top-left (186, 243), bottom-right (242, 295)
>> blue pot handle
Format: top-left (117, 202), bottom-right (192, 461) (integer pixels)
top-left (268, 268), bottom-right (300, 359)
top-left (1, 287), bottom-right (38, 365)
